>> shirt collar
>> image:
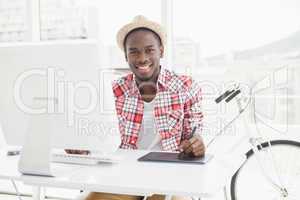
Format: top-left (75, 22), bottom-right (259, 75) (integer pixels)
top-left (130, 67), bottom-right (168, 95)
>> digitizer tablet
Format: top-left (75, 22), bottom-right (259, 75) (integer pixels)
top-left (138, 152), bottom-right (213, 164)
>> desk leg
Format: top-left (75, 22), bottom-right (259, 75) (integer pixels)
top-left (32, 186), bottom-right (45, 200)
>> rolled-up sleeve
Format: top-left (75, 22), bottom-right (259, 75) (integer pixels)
top-left (182, 81), bottom-right (203, 140)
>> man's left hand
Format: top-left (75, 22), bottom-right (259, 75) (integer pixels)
top-left (179, 136), bottom-right (205, 157)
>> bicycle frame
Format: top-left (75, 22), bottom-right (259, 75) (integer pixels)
top-left (234, 93), bottom-right (289, 197)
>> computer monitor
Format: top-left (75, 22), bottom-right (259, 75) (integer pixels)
top-left (0, 41), bottom-right (120, 151)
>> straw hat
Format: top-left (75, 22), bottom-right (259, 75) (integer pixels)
top-left (116, 15), bottom-right (166, 51)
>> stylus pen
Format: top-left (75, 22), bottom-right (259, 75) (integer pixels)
top-left (179, 126), bottom-right (197, 154)
top-left (188, 126), bottom-right (197, 140)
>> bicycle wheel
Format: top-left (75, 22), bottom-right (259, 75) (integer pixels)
top-left (231, 140), bottom-right (300, 200)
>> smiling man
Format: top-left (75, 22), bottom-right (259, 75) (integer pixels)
top-left (85, 15), bottom-right (205, 200)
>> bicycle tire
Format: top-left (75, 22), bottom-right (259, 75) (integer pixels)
top-left (230, 140), bottom-right (300, 200)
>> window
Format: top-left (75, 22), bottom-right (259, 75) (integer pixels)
top-left (40, 0), bottom-right (88, 40)
top-left (172, 0), bottom-right (300, 125)
top-left (173, 0), bottom-right (300, 73)
top-left (40, 0), bottom-right (162, 66)
top-left (0, 0), bottom-right (27, 42)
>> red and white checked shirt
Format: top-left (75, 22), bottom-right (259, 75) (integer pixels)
top-left (112, 68), bottom-right (203, 151)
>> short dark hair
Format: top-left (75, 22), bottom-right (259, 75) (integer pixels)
top-left (123, 27), bottom-right (162, 51)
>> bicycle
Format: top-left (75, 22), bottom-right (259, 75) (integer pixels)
top-left (212, 84), bottom-right (300, 200)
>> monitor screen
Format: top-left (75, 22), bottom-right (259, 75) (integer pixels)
top-left (0, 42), bottom-right (120, 151)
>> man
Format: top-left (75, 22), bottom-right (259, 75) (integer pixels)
top-left (85, 15), bottom-right (205, 200)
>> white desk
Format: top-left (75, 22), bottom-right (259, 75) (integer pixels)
top-left (0, 150), bottom-right (246, 200)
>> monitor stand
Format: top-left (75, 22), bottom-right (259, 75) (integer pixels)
top-left (18, 114), bottom-right (54, 177)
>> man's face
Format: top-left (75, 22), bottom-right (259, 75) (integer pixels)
top-left (125, 29), bottom-right (164, 83)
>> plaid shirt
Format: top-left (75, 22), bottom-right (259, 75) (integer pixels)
top-left (112, 68), bottom-right (203, 151)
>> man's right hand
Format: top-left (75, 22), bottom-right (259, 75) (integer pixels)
top-left (178, 135), bottom-right (205, 158)
top-left (64, 149), bottom-right (90, 155)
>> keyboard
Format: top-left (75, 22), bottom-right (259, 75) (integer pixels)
top-left (52, 153), bottom-right (121, 165)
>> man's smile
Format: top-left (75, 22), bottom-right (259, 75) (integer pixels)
top-left (136, 64), bottom-right (152, 74)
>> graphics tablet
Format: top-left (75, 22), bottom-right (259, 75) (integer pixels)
top-left (138, 152), bottom-right (213, 164)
